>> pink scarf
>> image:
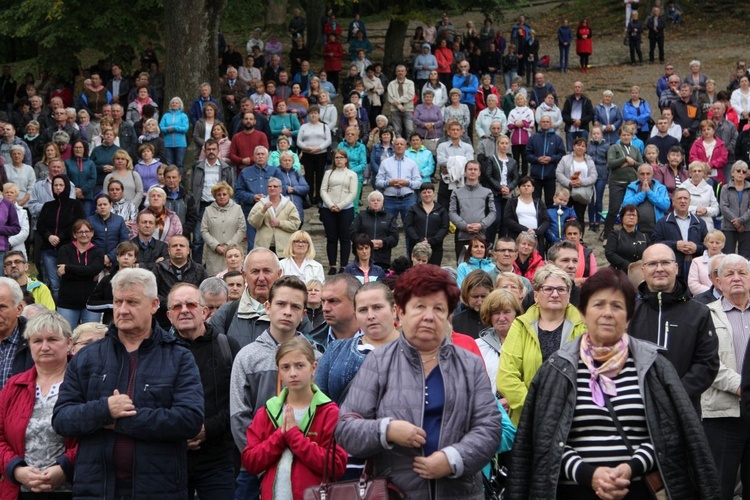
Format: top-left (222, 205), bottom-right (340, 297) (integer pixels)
top-left (579, 332), bottom-right (629, 407)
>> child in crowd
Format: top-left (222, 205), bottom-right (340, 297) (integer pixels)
top-left (242, 337), bottom-right (347, 500)
top-left (546, 187), bottom-right (577, 244)
top-left (587, 126), bottom-right (610, 232)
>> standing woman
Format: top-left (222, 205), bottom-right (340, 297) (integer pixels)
top-left (192, 101), bottom-right (219, 157)
top-left (201, 182), bottom-right (246, 277)
top-left (504, 176), bottom-right (550, 244)
top-left (593, 90), bottom-right (622, 146)
top-left (404, 183), bottom-right (449, 266)
top-left (132, 186), bottom-right (183, 241)
top-left (297, 106), bottom-right (332, 205)
top-left (603, 124), bottom-right (642, 241)
top-left (488, 135), bottom-right (519, 235)
top-left (88, 193), bottom-right (129, 270)
top-left (556, 137), bottom-right (598, 225)
top-left (575, 19), bottom-right (593, 72)
top-left (557, 20), bottom-right (572, 73)
top-left (343, 234), bottom-right (386, 283)
top-left (319, 149), bottom-right (358, 274)
top-left (64, 140), bottom-right (97, 216)
top-left (159, 97), bottom-right (189, 174)
top-left (730, 75), bottom-right (750, 131)
top-left (103, 149), bottom-right (144, 209)
top-left (37, 175), bottom-right (85, 302)
top-left (622, 86), bottom-right (652, 143)
top-left (270, 100), bottom-right (301, 149)
top-left (507, 93), bottom-right (535, 176)
top-left (478, 289), bottom-right (523, 396)
top-left (248, 177), bottom-right (301, 257)
top-left (441, 88), bottom-right (471, 135)
top-left (198, 123), bottom-right (231, 163)
top-left (274, 151), bottom-right (309, 224)
top-left (689, 120), bottom-right (729, 183)
top-left (720, 160), bottom-right (750, 258)
top-left (279, 230), bottom-right (325, 284)
top-left (139, 118), bottom-right (166, 162)
top-left (56, 219), bottom-right (105, 326)
top-left (0, 310), bottom-right (77, 499)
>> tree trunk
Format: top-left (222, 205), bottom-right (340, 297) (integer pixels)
top-left (163, 0), bottom-right (226, 107)
top-left (383, 17), bottom-right (410, 75)
top-left (266, 0), bottom-right (288, 27)
top-left (303, 0), bottom-right (326, 54)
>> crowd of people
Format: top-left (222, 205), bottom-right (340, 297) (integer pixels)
top-left (0, 3), bottom-right (747, 500)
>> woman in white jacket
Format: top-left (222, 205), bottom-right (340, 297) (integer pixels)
top-left (2, 183), bottom-right (29, 257)
top-left (534, 92), bottom-right (564, 139)
top-left (684, 161), bottom-right (720, 231)
top-left (279, 230), bottom-right (325, 284)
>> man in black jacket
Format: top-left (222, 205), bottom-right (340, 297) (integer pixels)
top-left (627, 243), bottom-right (719, 413)
top-left (131, 211), bottom-right (169, 271)
top-left (168, 283), bottom-right (240, 500)
top-left (163, 165), bottom-right (198, 239)
top-left (154, 235), bottom-right (209, 328)
top-left (561, 81), bottom-right (594, 152)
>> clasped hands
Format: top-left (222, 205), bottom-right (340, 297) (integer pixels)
top-left (387, 420), bottom-right (452, 480)
top-left (592, 464), bottom-right (632, 500)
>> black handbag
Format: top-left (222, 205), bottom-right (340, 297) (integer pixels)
top-left (303, 439), bottom-right (405, 500)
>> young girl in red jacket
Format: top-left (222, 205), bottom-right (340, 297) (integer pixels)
top-left (242, 337), bottom-right (347, 499)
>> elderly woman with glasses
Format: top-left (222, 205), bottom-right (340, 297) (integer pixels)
top-left (497, 264), bottom-right (586, 425)
top-left (280, 230), bottom-right (325, 284)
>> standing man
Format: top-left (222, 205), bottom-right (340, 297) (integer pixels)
top-left (234, 146), bottom-right (277, 250)
top-left (452, 61), bottom-right (479, 137)
top-left (436, 119), bottom-right (474, 208)
top-left (79, 72), bottom-right (112, 120)
top-left (528, 73), bottom-right (557, 110)
top-left (670, 83), bottom-right (701, 152)
top-left (386, 65), bottom-right (415, 139)
top-left (711, 101), bottom-right (738, 181)
top-left (0, 277), bottom-right (32, 389)
top-left (107, 63), bottom-right (131, 105)
top-left (52, 268), bottom-right (204, 498)
top-left (228, 112), bottom-right (270, 175)
top-left (168, 283), bottom-right (239, 500)
top-left (221, 66), bottom-right (249, 125)
top-left (646, 116), bottom-right (681, 164)
top-left (111, 104), bottom-right (137, 159)
top-left (375, 137), bottom-right (422, 226)
top-left (449, 160), bottom-right (496, 259)
top-left (627, 243), bottom-right (718, 412)
top-left (704, 255), bottom-right (750, 499)
top-left (526, 115), bottom-right (566, 206)
top-left (561, 81), bottom-right (594, 151)
top-left (188, 83), bottom-right (223, 125)
top-left (309, 273), bottom-right (361, 349)
top-left (163, 165), bottom-right (197, 242)
top-left (229, 276), bottom-right (321, 500)
top-left (646, 6), bottom-right (666, 65)
top-left (153, 235), bottom-right (209, 328)
top-left (652, 187), bottom-right (708, 281)
top-left (191, 139), bottom-right (235, 263)
top-left (130, 211), bottom-right (169, 271)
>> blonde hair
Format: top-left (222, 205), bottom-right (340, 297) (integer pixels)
top-left (211, 181), bottom-right (233, 198)
top-left (480, 289), bottom-right (522, 326)
top-left (532, 264), bottom-right (573, 291)
top-left (284, 230), bottom-right (315, 259)
top-left (72, 322), bottom-right (108, 345)
top-left (275, 336), bottom-right (317, 366)
top-left (113, 149), bottom-right (134, 171)
top-left (705, 229), bottom-right (726, 245)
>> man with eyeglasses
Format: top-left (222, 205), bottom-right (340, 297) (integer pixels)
top-left (658, 75), bottom-right (682, 109)
top-left (167, 283), bottom-right (239, 500)
top-left (545, 240), bottom-right (582, 307)
top-left (488, 237), bottom-right (532, 294)
top-left (656, 64), bottom-right (675, 99)
top-left (2, 251), bottom-right (54, 310)
top-left (627, 242), bottom-right (718, 413)
top-left (153, 235), bottom-right (209, 329)
top-left (652, 186), bottom-right (708, 280)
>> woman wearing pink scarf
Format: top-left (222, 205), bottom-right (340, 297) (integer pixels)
top-left (126, 85), bottom-right (160, 124)
top-left (507, 267), bottom-right (721, 499)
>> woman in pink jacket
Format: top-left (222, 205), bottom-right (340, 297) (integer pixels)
top-left (689, 120), bottom-right (729, 182)
top-left (507, 93), bottom-right (535, 176)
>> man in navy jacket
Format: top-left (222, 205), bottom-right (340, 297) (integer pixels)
top-left (526, 115), bottom-right (566, 206)
top-left (53, 268), bottom-right (204, 499)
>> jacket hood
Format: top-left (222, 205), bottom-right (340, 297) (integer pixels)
top-left (637, 278), bottom-right (691, 308)
top-left (421, 43), bottom-right (432, 53)
top-left (51, 174), bottom-right (72, 200)
top-left (479, 327), bottom-right (502, 353)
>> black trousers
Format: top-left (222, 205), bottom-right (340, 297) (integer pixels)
top-left (649, 34), bottom-right (664, 62)
top-left (629, 42), bottom-right (643, 63)
top-left (319, 206), bottom-right (354, 267)
top-left (703, 417), bottom-right (750, 500)
top-left (302, 152), bottom-right (328, 204)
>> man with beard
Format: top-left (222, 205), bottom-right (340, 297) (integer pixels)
top-left (228, 112), bottom-right (269, 174)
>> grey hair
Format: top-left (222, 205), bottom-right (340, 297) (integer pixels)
top-left (343, 103), bottom-right (356, 113)
top-left (733, 160), bottom-right (749, 173)
top-left (638, 163), bottom-right (654, 174)
top-left (532, 264), bottom-right (573, 291)
top-left (23, 310), bottom-right (73, 340)
top-left (411, 242), bottom-right (432, 260)
top-left (422, 89), bottom-right (434, 97)
top-left (718, 253), bottom-right (750, 277)
top-left (367, 190), bottom-right (384, 202)
top-left (375, 115), bottom-right (388, 126)
top-left (52, 130), bottom-right (70, 144)
top-left (708, 253), bottom-right (726, 277)
top-left (147, 185), bottom-right (166, 198)
top-left (326, 274), bottom-right (361, 303)
top-left (689, 60), bottom-right (701, 67)
top-left (486, 94), bottom-right (499, 103)
top-left (200, 277), bottom-right (229, 299)
top-left (71, 322), bottom-right (108, 345)
top-left (602, 90), bottom-right (614, 98)
top-left (9, 144), bottom-right (25, 155)
top-left (0, 277), bottom-right (23, 306)
top-left (21, 303), bottom-right (48, 319)
top-left (253, 145), bottom-right (268, 155)
top-left (243, 247), bottom-right (281, 271)
top-left (169, 96), bottom-right (185, 110)
top-left (111, 268), bottom-right (158, 300)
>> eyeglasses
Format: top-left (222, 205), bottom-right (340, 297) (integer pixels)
top-left (538, 286), bottom-right (569, 296)
top-left (169, 301), bottom-right (202, 313)
top-left (642, 260), bottom-right (676, 269)
top-left (76, 230), bottom-right (92, 235)
top-left (294, 240), bottom-right (309, 245)
top-left (736, 169), bottom-right (748, 174)
top-left (3, 260), bottom-right (25, 267)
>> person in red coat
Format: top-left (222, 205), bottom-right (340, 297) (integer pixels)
top-left (0, 310), bottom-right (77, 498)
top-left (242, 337), bottom-right (347, 500)
top-left (323, 34), bottom-right (345, 92)
top-left (689, 120), bottom-right (729, 182)
top-left (575, 19), bottom-right (593, 72)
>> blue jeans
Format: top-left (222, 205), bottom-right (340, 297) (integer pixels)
top-left (235, 470), bottom-right (260, 500)
top-left (188, 465), bottom-right (236, 500)
top-left (58, 307), bottom-right (101, 327)
top-left (559, 44), bottom-right (570, 71)
top-left (588, 176), bottom-right (608, 223)
top-left (192, 203), bottom-right (208, 263)
top-left (503, 71), bottom-right (518, 92)
top-left (41, 249), bottom-right (60, 302)
top-left (565, 130), bottom-right (589, 152)
top-left (383, 193), bottom-right (414, 226)
top-left (165, 146), bottom-right (187, 173)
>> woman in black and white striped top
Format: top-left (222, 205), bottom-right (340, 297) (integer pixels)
top-left (507, 267), bottom-right (721, 500)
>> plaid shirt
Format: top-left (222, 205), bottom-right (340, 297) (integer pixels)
top-left (0, 326), bottom-right (21, 389)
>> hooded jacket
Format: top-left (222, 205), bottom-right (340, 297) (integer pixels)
top-left (243, 385), bottom-right (347, 500)
top-left (36, 174), bottom-right (85, 251)
top-left (627, 280), bottom-right (719, 411)
top-left (413, 43), bottom-right (438, 80)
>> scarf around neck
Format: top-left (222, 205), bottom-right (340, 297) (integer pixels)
top-left (579, 332), bottom-right (630, 407)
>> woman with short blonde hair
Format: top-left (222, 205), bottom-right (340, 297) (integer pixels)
top-left (279, 230), bottom-right (325, 284)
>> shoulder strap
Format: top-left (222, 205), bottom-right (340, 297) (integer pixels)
top-left (602, 393), bottom-right (635, 455)
top-left (224, 300), bottom-right (240, 334)
top-left (216, 333), bottom-right (232, 365)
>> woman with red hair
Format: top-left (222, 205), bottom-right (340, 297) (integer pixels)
top-left (336, 264), bottom-right (501, 499)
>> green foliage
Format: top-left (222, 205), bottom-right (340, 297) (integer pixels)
top-left (0, 0), bottom-right (162, 77)
top-left (221, 0), bottom-right (265, 35)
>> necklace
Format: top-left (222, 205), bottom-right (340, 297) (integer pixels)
top-left (420, 354), bottom-right (438, 363)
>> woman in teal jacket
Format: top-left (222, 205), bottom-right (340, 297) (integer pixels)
top-left (269, 101), bottom-right (301, 148)
top-left (404, 133), bottom-right (436, 183)
top-left (339, 126), bottom-right (368, 214)
top-left (159, 97), bottom-right (190, 174)
top-left (65, 139), bottom-right (98, 215)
